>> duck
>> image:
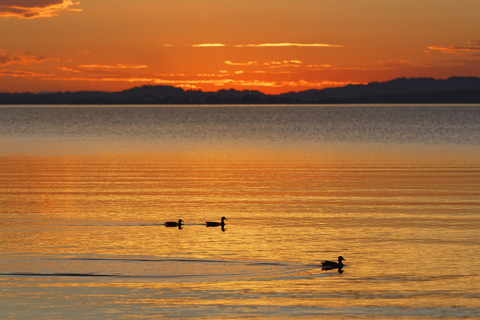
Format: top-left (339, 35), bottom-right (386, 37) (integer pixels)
top-left (165, 219), bottom-right (183, 227)
top-left (206, 217), bottom-right (227, 227)
top-left (321, 256), bottom-right (345, 269)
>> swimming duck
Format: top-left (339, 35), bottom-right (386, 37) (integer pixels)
top-left (206, 217), bottom-right (227, 227)
top-left (321, 256), bottom-right (345, 269)
top-left (165, 219), bottom-right (183, 227)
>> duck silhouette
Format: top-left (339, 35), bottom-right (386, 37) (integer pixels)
top-left (206, 217), bottom-right (227, 227)
top-left (165, 219), bottom-right (183, 227)
top-left (321, 256), bottom-right (345, 269)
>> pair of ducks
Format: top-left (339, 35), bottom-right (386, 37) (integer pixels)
top-left (165, 217), bottom-right (227, 227)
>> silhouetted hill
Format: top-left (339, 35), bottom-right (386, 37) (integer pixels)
top-left (282, 77), bottom-right (480, 103)
top-left (1, 77), bottom-right (480, 104)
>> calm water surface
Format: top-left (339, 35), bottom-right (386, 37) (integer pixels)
top-left (1, 105), bottom-right (480, 319)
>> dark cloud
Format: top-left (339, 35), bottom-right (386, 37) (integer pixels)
top-left (0, 50), bottom-right (49, 65)
top-left (0, 0), bottom-right (80, 19)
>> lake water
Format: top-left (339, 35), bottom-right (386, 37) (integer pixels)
top-left (1, 105), bottom-right (480, 319)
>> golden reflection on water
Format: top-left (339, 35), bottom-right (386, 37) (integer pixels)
top-left (1, 145), bottom-right (480, 319)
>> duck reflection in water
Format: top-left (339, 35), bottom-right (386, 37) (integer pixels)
top-left (165, 219), bottom-right (183, 229)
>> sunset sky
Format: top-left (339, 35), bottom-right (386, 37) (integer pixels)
top-left (1, 0), bottom-right (480, 94)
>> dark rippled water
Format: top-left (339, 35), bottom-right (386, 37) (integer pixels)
top-left (1, 105), bottom-right (480, 147)
top-left (1, 105), bottom-right (479, 319)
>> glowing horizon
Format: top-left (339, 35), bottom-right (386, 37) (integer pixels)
top-left (1, 0), bottom-right (480, 94)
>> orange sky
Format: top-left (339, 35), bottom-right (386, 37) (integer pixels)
top-left (1, 0), bottom-right (480, 94)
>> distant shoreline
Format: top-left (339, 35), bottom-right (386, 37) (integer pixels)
top-left (2, 103), bottom-right (480, 108)
top-left (2, 77), bottom-right (480, 105)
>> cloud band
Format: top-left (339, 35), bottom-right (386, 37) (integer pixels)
top-left (188, 43), bottom-right (342, 48)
